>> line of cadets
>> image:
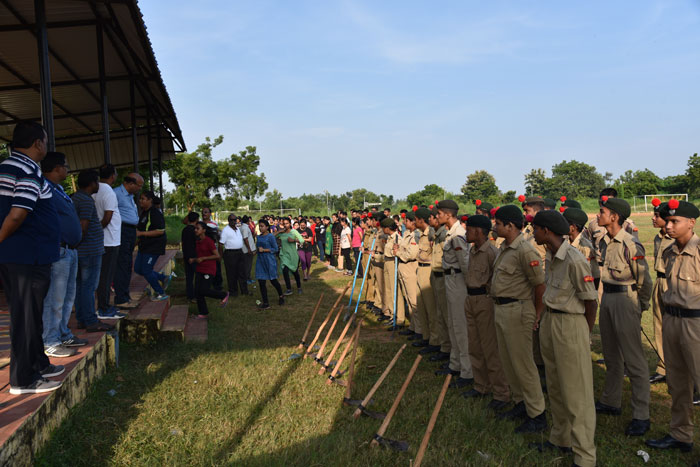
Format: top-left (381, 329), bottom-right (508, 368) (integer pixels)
top-left (353, 191), bottom-right (700, 467)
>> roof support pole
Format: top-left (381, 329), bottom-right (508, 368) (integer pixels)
top-left (130, 78), bottom-right (138, 172)
top-left (34, 0), bottom-right (54, 150)
top-left (96, 21), bottom-right (111, 164)
top-left (157, 126), bottom-right (164, 206)
top-left (147, 107), bottom-right (154, 190)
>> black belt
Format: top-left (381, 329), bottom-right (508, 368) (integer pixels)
top-left (597, 261), bottom-right (603, 266)
top-left (418, 262), bottom-right (431, 267)
top-left (665, 306), bottom-right (700, 318)
top-left (656, 272), bottom-right (666, 279)
top-left (444, 268), bottom-right (461, 275)
top-left (121, 223), bottom-right (137, 229)
top-left (60, 241), bottom-right (74, 250)
top-left (432, 271), bottom-right (444, 278)
top-left (602, 283), bottom-right (636, 293)
top-left (467, 287), bottom-right (487, 296)
top-left (399, 259), bottom-right (416, 264)
top-left (494, 297), bottom-right (518, 305)
top-left (225, 248), bottom-right (243, 251)
top-left (548, 308), bottom-right (567, 314)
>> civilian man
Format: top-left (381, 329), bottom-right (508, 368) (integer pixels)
top-left (113, 173), bottom-right (143, 308)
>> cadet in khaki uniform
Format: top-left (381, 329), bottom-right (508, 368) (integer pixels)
top-left (429, 208), bottom-right (451, 362)
top-left (434, 200), bottom-right (473, 388)
top-left (646, 200), bottom-right (700, 456)
top-left (361, 214), bottom-right (375, 307)
top-left (649, 198), bottom-right (674, 384)
top-left (563, 208), bottom-right (599, 279)
top-left (490, 205), bottom-right (547, 433)
top-left (412, 207), bottom-right (439, 352)
top-left (462, 215), bottom-right (511, 409)
top-left (595, 197), bottom-right (653, 437)
top-left (395, 212), bottom-right (420, 336)
top-left (531, 210), bottom-right (598, 467)
top-left (381, 217), bottom-right (405, 327)
top-left (372, 214), bottom-right (388, 320)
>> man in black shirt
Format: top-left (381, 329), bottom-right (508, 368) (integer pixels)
top-left (181, 212), bottom-right (199, 302)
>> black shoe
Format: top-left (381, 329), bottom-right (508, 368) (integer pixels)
top-left (412, 340), bottom-right (430, 348)
top-left (462, 388), bottom-right (487, 399)
top-left (496, 401), bottom-right (527, 420)
top-left (449, 377), bottom-right (474, 389)
top-left (371, 306), bottom-right (383, 314)
top-left (257, 303), bottom-right (270, 310)
top-left (377, 315), bottom-right (390, 322)
top-left (435, 368), bottom-right (459, 376)
top-left (439, 363), bottom-right (450, 369)
top-left (429, 352), bottom-right (450, 362)
top-left (645, 434), bottom-right (693, 452)
top-left (487, 399), bottom-right (509, 411)
top-left (419, 345), bottom-right (441, 355)
top-left (278, 297), bottom-right (285, 306)
top-left (694, 392), bottom-right (700, 405)
top-left (515, 411), bottom-right (548, 434)
top-left (40, 364), bottom-right (65, 378)
top-left (528, 441), bottom-right (573, 454)
top-left (595, 401), bottom-right (622, 416)
top-left (399, 329), bottom-right (415, 336)
top-left (625, 418), bottom-right (650, 436)
top-left (407, 333), bottom-right (423, 341)
top-left (649, 373), bottom-right (666, 384)
top-left (386, 323), bottom-right (406, 331)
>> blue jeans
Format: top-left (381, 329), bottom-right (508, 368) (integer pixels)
top-left (317, 241), bottom-right (326, 262)
top-left (42, 247), bottom-right (78, 346)
top-left (76, 254), bottom-right (102, 326)
top-left (134, 252), bottom-right (165, 295)
top-left (114, 225), bottom-right (136, 304)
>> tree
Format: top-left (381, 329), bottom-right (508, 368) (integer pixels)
top-left (262, 189), bottom-right (283, 211)
top-left (544, 160), bottom-right (605, 198)
top-left (406, 184), bottom-right (445, 207)
top-left (225, 146), bottom-right (268, 204)
top-left (461, 170), bottom-right (500, 202)
top-left (524, 169), bottom-right (547, 196)
top-left (615, 169), bottom-right (661, 197)
top-left (686, 153), bottom-right (700, 197)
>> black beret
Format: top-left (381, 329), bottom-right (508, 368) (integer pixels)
top-left (430, 206), bottom-right (439, 216)
top-left (466, 215), bottom-right (491, 230)
top-left (533, 210), bottom-right (569, 235)
top-left (380, 217), bottom-right (396, 228)
top-left (563, 199), bottom-right (581, 209)
top-left (437, 199), bottom-right (459, 211)
top-left (525, 196), bottom-right (544, 205)
top-left (600, 197), bottom-right (631, 219)
top-left (494, 205), bottom-right (523, 225)
top-left (562, 208), bottom-right (588, 227)
top-left (405, 211), bottom-right (416, 221)
top-left (659, 200), bottom-right (700, 219)
top-left (476, 201), bottom-right (494, 213)
top-left (543, 198), bottom-right (557, 209)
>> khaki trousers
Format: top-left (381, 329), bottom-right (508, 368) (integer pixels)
top-left (416, 266), bottom-right (436, 345)
top-left (445, 273), bottom-right (472, 379)
top-left (599, 288), bottom-right (650, 419)
top-left (431, 273), bottom-right (451, 353)
top-left (372, 258), bottom-right (384, 311)
top-left (663, 314), bottom-right (700, 443)
top-left (494, 300), bottom-right (546, 418)
top-left (363, 253), bottom-right (374, 303)
top-left (540, 311), bottom-right (596, 467)
top-left (383, 257), bottom-right (405, 324)
top-left (465, 294), bottom-right (510, 401)
top-left (651, 277), bottom-right (667, 375)
top-left (399, 262), bottom-right (418, 332)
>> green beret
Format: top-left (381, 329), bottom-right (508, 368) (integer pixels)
top-left (405, 211), bottom-right (416, 221)
top-left (466, 215), bottom-right (491, 230)
top-left (380, 217), bottom-right (396, 229)
top-left (476, 201), bottom-right (494, 213)
top-left (533, 210), bottom-right (569, 235)
top-left (659, 200), bottom-right (700, 219)
top-left (415, 207), bottom-right (431, 221)
top-left (562, 208), bottom-right (588, 227)
top-left (543, 198), bottom-right (557, 209)
top-left (600, 197), bottom-right (631, 219)
top-left (563, 199), bottom-right (581, 209)
top-left (494, 205), bottom-right (523, 225)
top-left (437, 199), bottom-right (459, 211)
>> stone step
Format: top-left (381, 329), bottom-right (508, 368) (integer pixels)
top-left (184, 316), bottom-right (207, 343)
top-left (161, 305), bottom-right (189, 340)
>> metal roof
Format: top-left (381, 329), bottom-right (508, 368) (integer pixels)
top-left (0, 0), bottom-right (185, 170)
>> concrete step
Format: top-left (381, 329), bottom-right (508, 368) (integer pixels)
top-left (161, 305), bottom-right (189, 340)
top-left (120, 298), bottom-right (170, 343)
top-left (184, 316), bottom-right (207, 343)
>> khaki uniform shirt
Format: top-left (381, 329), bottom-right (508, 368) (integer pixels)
top-left (543, 240), bottom-right (598, 314)
top-left (431, 225), bottom-right (447, 273)
top-left (491, 233), bottom-right (545, 299)
top-left (417, 226), bottom-right (432, 264)
top-left (373, 230), bottom-right (386, 264)
top-left (571, 233), bottom-right (599, 279)
top-left (384, 230), bottom-right (401, 259)
top-left (584, 216), bottom-right (639, 264)
top-left (396, 229), bottom-right (419, 262)
top-left (662, 233), bottom-right (700, 309)
top-left (441, 221), bottom-right (470, 274)
top-left (653, 232), bottom-right (674, 275)
top-left (362, 227), bottom-right (374, 250)
top-left (466, 240), bottom-right (498, 290)
top-left (600, 228), bottom-right (652, 309)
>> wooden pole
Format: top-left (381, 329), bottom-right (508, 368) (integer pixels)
top-left (413, 374), bottom-right (452, 467)
top-left (304, 282), bottom-right (350, 360)
top-left (353, 344), bottom-right (407, 420)
top-left (370, 355), bottom-right (422, 447)
top-left (298, 293), bottom-right (325, 349)
top-left (313, 302), bottom-right (344, 365)
top-left (327, 318), bottom-right (362, 384)
top-left (344, 320), bottom-right (361, 399)
top-left (318, 313), bottom-right (356, 375)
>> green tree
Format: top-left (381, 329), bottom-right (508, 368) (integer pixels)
top-left (225, 146), bottom-right (268, 204)
top-left (544, 160), bottom-right (605, 198)
top-left (406, 184), bottom-right (445, 207)
top-left (686, 153), bottom-right (700, 197)
top-left (461, 170), bottom-right (500, 202)
top-left (524, 168), bottom-right (547, 196)
top-left (660, 174), bottom-right (689, 194)
top-left (615, 169), bottom-right (661, 196)
top-left (262, 189), bottom-right (284, 211)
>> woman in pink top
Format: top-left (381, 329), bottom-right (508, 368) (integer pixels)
top-left (351, 217), bottom-right (364, 278)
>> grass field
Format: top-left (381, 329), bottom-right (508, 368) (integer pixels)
top-left (35, 212), bottom-right (698, 466)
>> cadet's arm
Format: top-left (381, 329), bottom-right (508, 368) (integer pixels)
top-left (533, 283), bottom-right (545, 330)
top-left (584, 299), bottom-right (597, 332)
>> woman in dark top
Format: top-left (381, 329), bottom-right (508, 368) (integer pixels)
top-left (297, 219), bottom-right (314, 280)
top-left (135, 191), bottom-right (169, 301)
top-left (315, 217), bottom-right (326, 262)
top-left (190, 221), bottom-right (229, 318)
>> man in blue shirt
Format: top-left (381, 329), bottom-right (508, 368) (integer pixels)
top-left (41, 152), bottom-right (87, 358)
top-left (113, 173), bottom-right (143, 308)
top-left (0, 122), bottom-right (63, 394)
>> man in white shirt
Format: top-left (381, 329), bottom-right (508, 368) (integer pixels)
top-left (239, 215), bottom-right (256, 284)
top-left (93, 164), bottom-right (123, 319)
top-left (220, 214), bottom-right (250, 296)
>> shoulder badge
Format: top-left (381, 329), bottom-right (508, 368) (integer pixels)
top-left (530, 260), bottom-right (539, 267)
top-left (583, 275), bottom-right (594, 282)
top-left (632, 255), bottom-right (644, 261)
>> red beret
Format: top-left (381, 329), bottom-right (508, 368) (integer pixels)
top-left (669, 199), bottom-right (680, 209)
top-left (651, 197), bottom-right (661, 207)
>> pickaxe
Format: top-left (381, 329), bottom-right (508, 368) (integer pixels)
top-left (286, 293), bottom-right (325, 360)
top-left (304, 282), bottom-right (350, 360)
top-left (328, 318), bottom-right (363, 385)
top-left (413, 373), bottom-right (452, 467)
top-left (352, 344), bottom-right (407, 421)
top-left (318, 313), bottom-right (356, 375)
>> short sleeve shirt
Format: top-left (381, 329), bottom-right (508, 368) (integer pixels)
top-left (137, 207), bottom-right (166, 255)
top-left (93, 182), bottom-right (121, 247)
top-left (491, 233), bottom-right (545, 299)
top-left (220, 225), bottom-right (244, 249)
top-left (340, 226), bottom-right (352, 249)
top-left (114, 184), bottom-right (138, 225)
top-left (543, 240), bottom-right (598, 314)
top-left (72, 191), bottom-right (105, 258)
top-left (662, 233), bottom-right (700, 309)
top-left (195, 236), bottom-right (217, 275)
top-left (466, 241), bottom-right (498, 289)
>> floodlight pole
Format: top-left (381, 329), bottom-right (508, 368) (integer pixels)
top-left (34, 0), bottom-right (55, 150)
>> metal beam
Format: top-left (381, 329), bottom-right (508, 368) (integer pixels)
top-left (0, 19), bottom-right (98, 32)
top-left (157, 125), bottom-right (164, 205)
top-left (0, 106), bottom-right (146, 127)
top-left (96, 21), bottom-right (110, 164)
top-left (34, 0), bottom-right (55, 150)
top-left (0, 74), bottom-right (136, 93)
top-left (130, 78), bottom-right (138, 172)
top-left (147, 107), bottom-right (154, 190)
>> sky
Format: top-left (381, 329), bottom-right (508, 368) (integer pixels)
top-left (140, 0), bottom-right (700, 199)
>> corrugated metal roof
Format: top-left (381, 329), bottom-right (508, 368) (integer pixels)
top-left (0, 0), bottom-right (185, 170)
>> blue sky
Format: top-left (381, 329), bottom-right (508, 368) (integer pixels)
top-left (141, 1), bottom-right (700, 199)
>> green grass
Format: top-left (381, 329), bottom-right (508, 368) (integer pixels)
top-left (35, 220), bottom-right (698, 466)
top-left (165, 215), bottom-right (185, 245)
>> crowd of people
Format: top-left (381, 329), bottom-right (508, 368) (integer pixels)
top-left (0, 122), bottom-right (172, 395)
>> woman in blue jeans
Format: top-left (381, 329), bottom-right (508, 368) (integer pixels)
top-left (135, 191), bottom-right (170, 301)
